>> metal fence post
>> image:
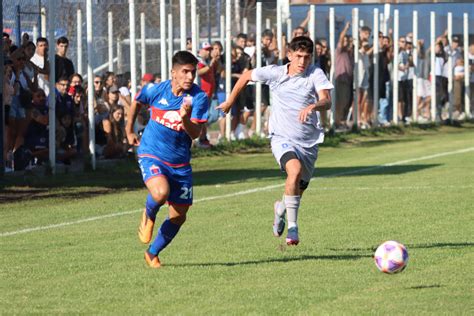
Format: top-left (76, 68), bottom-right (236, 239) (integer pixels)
top-left (464, 13), bottom-right (471, 118)
top-left (373, 8), bottom-right (379, 126)
top-left (47, 1), bottom-right (56, 173)
top-left (160, 0), bottom-right (167, 81)
top-left (129, 0), bottom-right (137, 98)
top-left (393, 9), bottom-right (399, 125)
top-left (86, 0), bottom-right (96, 170)
top-left (430, 12), bottom-right (436, 121)
top-left (256, 2), bottom-right (262, 136)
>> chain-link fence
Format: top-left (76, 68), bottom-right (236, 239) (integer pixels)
top-left (4, 1), bottom-right (280, 81)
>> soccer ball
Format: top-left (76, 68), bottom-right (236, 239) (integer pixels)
top-left (374, 240), bottom-right (409, 274)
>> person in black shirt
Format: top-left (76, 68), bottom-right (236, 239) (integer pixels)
top-left (55, 37), bottom-right (75, 82)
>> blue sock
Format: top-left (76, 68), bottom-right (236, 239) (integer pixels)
top-left (145, 193), bottom-right (161, 221)
top-left (148, 218), bottom-right (181, 256)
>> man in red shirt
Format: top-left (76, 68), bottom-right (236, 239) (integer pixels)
top-left (197, 42), bottom-right (220, 148)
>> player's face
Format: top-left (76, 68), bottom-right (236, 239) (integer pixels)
top-left (56, 80), bottom-right (69, 95)
top-left (32, 90), bottom-right (46, 105)
top-left (288, 49), bottom-right (312, 74)
top-left (56, 43), bottom-right (68, 56)
top-left (261, 36), bottom-right (272, 48)
top-left (236, 37), bottom-right (246, 48)
top-left (36, 41), bottom-right (48, 55)
top-left (172, 64), bottom-right (196, 91)
top-left (112, 108), bottom-right (124, 122)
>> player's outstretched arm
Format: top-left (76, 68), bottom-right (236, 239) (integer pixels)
top-left (217, 69), bottom-right (253, 114)
top-left (126, 99), bottom-right (141, 146)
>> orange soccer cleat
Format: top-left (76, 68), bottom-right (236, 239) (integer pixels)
top-left (144, 250), bottom-right (161, 268)
top-left (138, 209), bottom-right (155, 244)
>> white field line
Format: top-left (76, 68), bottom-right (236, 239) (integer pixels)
top-left (1, 146), bottom-right (473, 238)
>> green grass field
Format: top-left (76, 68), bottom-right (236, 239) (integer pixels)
top-left (1, 124), bottom-right (473, 314)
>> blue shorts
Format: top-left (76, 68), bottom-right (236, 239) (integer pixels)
top-left (9, 96), bottom-right (26, 119)
top-left (138, 155), bottom-right (193, 206)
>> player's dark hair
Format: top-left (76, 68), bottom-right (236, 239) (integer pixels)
top-left (288, 36), bottom-right (314, 54)
top-left (360, 26), bottom-right (371, 33)
top-left (56, 76), bottom-right (69, 83)
top-left (262, 29), bottom-right (273, 38)
top-left (56, 36), bottom-right (69, 45)
top-left (172, 51), bottom-right (198, 68)
top-left (36, 37), bottom-right (48, 44)
top-left (69, 73), bottom-right (83, 83)
top-left (236, 33), bottom-right (247, 40)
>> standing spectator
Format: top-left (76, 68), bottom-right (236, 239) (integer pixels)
top-left (397, 37), bottom-right (410, 122)
top-left (377, 35), bottom-right (393, 124)
top-left (3, 32), bottom-right (12, 63)
top-left (406, 39), bottom-right (415, 122)
top-left (55, 37), bottom-right (75, 81)
top-left (358, 40), bottom-right (371, 128)
top-left (260, 29), bottom-right (276, 135)
top-left (314, 41), bottom-right (323, 68)
top-left (335, 22), bottom-right (354, 129)
top-left (318, 39), bottom-right (330, 76)
top-left (453, 58), bottom-right (465, 120)
top-left (359, 26), bottom-right (371, 43)
top-left (235, 33), bottom-right (255, 139)
top-left (212, 41), bottom-right (227, 142)
top-left (446, 36), bottom-right (462, 68)
top-left (415, 40), bottom-right (431, 121)
top-left (434, 41), bottom-right (447, 120)
top-left (197, 41), bottom-right (219, 148)
top-left (30, 37), bottom-right (50, 95)
top-left (8, 52), bottom-right (36, 158)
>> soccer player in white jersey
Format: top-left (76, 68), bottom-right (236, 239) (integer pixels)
top-left (218, 36), bottom-right (333, 245)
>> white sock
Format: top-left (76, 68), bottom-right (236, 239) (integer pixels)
top-left (275, 195), bottom-right (286, 216)
top-left (284, 195), bottom-right (301, 229)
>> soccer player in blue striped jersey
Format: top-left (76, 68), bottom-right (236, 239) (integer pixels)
top-left (218, 37), bottom-right (333, 246)
top-left (126, 51), bottom-right (209, 268)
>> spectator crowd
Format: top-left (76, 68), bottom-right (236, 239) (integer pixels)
top-left (2, 9), bottom-right (474, 171)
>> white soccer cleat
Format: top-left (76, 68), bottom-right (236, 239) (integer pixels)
top-left (286, 226), bottom-right (299, 246)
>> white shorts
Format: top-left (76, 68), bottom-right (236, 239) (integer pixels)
top-left (417, 78), bottom-right (431, 98)
top-left (271, 135), bottom-right (319, 183)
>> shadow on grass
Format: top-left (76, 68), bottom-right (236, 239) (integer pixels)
top-left (408, 284), bottom-right (443, 290)
top-left (330, 242), bottom-right (474, 253)
top-left (193, 163), bottom-right (441, 186)
top-left (0, 163), bottom-right (441, 204)
top-left (169, 253), bottom-right (372, 268)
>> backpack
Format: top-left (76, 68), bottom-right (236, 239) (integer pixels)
top-left (13, 146), bottom-right (33, 171)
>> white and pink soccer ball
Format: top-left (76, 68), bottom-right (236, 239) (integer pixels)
top-left (374, 241), bottom-right (409, 274)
